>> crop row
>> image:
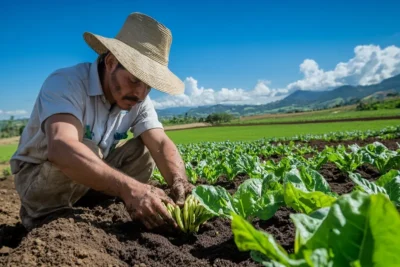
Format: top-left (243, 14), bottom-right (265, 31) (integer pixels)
top-left (152, 126), bottom-right (400, 266)
top-left (165, 140), bottom-right (400, 266)
top-left (152, 139), bottom-right (399, 185)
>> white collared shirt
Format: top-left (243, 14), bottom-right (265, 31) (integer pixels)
top-left (10, 60), bottom-right (163, 174)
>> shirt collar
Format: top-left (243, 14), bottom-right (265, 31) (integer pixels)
top-left (88, 59), bottom-right (104, 97)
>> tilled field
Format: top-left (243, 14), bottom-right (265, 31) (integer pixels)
top-left (0, 138), bottom-right (398, 267)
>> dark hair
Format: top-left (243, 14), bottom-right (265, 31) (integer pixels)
top-left (97, 51), bottom-right (125, 70)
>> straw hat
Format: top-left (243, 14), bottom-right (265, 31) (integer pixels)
top-left (83, 12), bottom-right (184, 95)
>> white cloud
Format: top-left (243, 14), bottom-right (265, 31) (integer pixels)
top-left (153, 44), bottom-right (400, 109)
top-left (0, 109), bottom-right (29, 120)
top-left (0, 109), bottom-right (28, 116)
top-left (287, 45), bottom-right (400, 92)
top-left (153, 78), bottom-right (287, 109)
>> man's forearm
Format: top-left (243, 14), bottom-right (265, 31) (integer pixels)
top-left (48, 139), bottom-right (138, 199)
top-left (153, 138), bottom-right (187, 185)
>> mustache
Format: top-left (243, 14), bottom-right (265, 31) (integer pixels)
top-left (122, 95), bottom-right (141, 102)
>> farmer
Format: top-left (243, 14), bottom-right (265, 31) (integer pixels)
top-left (10, 12), bottom-right (193, 231)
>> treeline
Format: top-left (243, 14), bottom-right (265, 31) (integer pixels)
top-left (160, 112), bottom-right (235, 125)
top-left (204, 112), bottom-right (235, 124)
top-left (356, 98), bottom-right (400, 111)
top-left (0, 116), bottom-right (27, 138)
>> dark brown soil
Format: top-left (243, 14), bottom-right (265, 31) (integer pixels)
top-left (0, 137), bottom-right (398, 266)
top-left (253, 207), bottom-right (296, 253)
top-left (167, 116), bottom-right (400, 131)
top-left (305, 137), bottom-right (400, 152)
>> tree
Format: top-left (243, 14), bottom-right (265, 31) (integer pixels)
top-left (205, 112), bottom-right (234, 125)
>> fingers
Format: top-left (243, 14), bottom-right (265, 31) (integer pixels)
top-left (184, 183), bottom-right (195, 194)
top-left (154, 200), bottom-right (178, 228)
top-left (172, 182), bottom-right (185, 206)
top-left (146, 212), bottom-right (165, 229)
top-left (138, 200), bottom-right (177, 230)
top-left (154, 188), bottom-right (175, 206)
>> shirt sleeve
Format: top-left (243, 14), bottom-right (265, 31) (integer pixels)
top-left (131, 95), bottom-right (163, 138)
top-left (37, 72), bottom-right (85, 133)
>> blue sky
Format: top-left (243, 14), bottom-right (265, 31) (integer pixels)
top-left (1, 0), bottom-right (400, 119)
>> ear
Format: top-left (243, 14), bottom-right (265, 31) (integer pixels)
top-left (104, 53), bottom-right (119, 72)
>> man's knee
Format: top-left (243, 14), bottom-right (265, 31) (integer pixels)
top-left (14, 161), bottom-right (89, 229)
top-left (108, 137), bottom-right (156, 183)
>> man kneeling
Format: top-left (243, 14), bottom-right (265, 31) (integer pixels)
top-left (10, 12), bottom-right (193, 231)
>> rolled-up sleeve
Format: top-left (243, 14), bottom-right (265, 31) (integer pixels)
top-left (131, 96), bottom-right (163, 138)
top-left (37, 72), bottom-right (85, 133)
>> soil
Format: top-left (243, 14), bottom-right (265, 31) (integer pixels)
top-left (0, 137), bottom-right (19, 146)
top-left (0, 137), bottom-right (398, 267)
top-left (164, 123), bottom-right (211, 131)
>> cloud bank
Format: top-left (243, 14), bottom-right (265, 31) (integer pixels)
top-left (0, 109), bottom-right (28, 120)
top-left (153, 44), bottom-right (400, 109)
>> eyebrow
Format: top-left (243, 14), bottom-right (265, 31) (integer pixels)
top-left (131, 77), bottom-right (151, 90)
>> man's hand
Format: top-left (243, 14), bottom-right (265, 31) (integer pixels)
top-left (122, 182), bottom-right (178, 229)
top-left (141, 129), bottom-right (194, 206)
top-left (171, 176), bottom-right (195, 206)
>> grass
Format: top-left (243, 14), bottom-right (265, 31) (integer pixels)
top-left (0, 144), bottom-right (17, 163)
top-left (166, 119), bottom-right (400, 144)
top-left (228, 108), bottom-right (400, 124)
top-left (1, 120), bottom-right (399, 162)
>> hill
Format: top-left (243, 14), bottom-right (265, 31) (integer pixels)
top-left (155, 74), bottom-right (400, 118)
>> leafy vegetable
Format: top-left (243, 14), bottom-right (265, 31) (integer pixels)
top-left (232, 191), bottom-right (400, 266)
top-left (348, 171), bottom-right (400, 207)
top-left (193, 178), bottom-right (283, 221)
top-left (283, 183), bottom-right (336, 214)
top-left (347, 172), bottom-right (387, 195)
top-left (359, 142), bottom-right (400, 174)
top-left (326, 145), bottom-right (364, 172)
top-left (284, 166), bottom-right (332, 194)
top-left (375, 170), bottom-right (400, 207)
top-left (165, 194), bottom-right (214, 233)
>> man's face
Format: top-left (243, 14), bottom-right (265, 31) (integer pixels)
top-left (108, 64), bottom-right (151, 111)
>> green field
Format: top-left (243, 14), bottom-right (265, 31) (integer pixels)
top-left (166, 119), bottom-right (400, 144)
top-left (1, 120), bottom-right (399, 162)
top-left (229, 108), bottom-right (400, 124)
top-left (0, 144), bottom-right (17, 163)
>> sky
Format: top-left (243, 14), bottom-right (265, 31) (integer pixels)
top-left (1, 0), bottom-right (400, 119)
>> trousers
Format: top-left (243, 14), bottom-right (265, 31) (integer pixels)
top-left (13, 137), bottom-right (155, 230)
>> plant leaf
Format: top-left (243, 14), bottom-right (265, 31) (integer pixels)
top-left (284, 183), bottom-right (336, 214)
top-left (290, 208), bottom-right (329, 253)
top-left (347, 172), bottom-right (387, 195)
top-left (302, 191), bottom-right (400, 266)
top-left (231, 213), bottom-right (302, 266)
top-left (193, 185), bottom-right (237, 218)
top-left (233, 179), bottom-right (264, 219)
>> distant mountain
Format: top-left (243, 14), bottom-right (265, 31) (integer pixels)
top-left (156, 74), bottom-right (400, 118)
top-left (360, 89), bottom-right (399, 103)
top-left (155, 106), bottom-right (192, 118)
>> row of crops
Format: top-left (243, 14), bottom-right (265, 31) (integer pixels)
top-left (154, 126), bottom-right (400, 184)
top-left (158, 126), bottom-right (400, 266)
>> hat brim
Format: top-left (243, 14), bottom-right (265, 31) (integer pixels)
top-left (83, 32), bottom-right (184, 95)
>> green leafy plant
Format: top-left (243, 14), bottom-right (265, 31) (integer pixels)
top-left (2, 167), bottom-right (11, 177)
top-left (151, 168), bottom-right (167, 185)
top-left (349, 170), bottom-right (400, 208)
top-left (193, 177), bottom-right (284, 221)
top-left (360, 142), bottom-right (400, 174)
top-left (326, 145), bottom-right (364, 172)
top-left (231, 191), bottom-right (400, 267)
top-left (164, 194), bottom-right (214, 233)
top-left (283, 182), bottom-right (336, 214)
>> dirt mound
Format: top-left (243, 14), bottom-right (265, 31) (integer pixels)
top-left (2, 199), bottom-right (258, 267)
